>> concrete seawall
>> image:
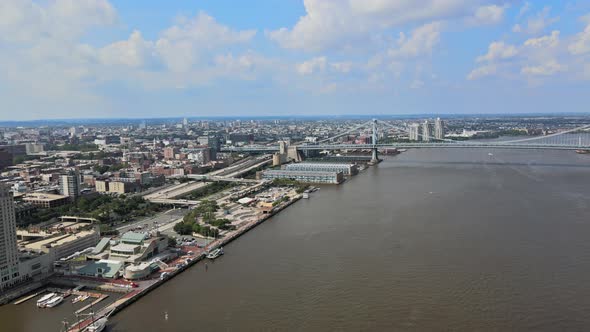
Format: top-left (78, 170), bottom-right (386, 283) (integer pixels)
top-left (68, 194), bottom-right (303, 330)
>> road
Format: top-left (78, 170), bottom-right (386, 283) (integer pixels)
top-left (144, 181), bottom-right (209, 201)
top-left (116, 209), bottom-right (188, 234)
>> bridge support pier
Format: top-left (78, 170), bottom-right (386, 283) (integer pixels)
top-left (371, 147), bottom-right (379, 163)
top-left (370, 118), bottom-right (380, 164)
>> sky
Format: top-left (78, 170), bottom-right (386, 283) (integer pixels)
top-left (2, 0), bottom-right (590, 120)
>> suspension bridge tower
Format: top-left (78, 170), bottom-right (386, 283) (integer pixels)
top-left (371, 118), bottom-right (379, 163)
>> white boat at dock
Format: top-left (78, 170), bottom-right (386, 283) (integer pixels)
top-left (85, 317), bottom-right (108, 332)
top-left (44, 295), bottom-right (63, 308)
top-left (206, 247), bottom-right (224, 259)
top-left (36, 293), bottom-right (55, 307)
top-left (72, 295), bottom-right (89, 304)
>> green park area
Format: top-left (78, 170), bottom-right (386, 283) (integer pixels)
top-left (173, 200), bottom-right (235, 237)
top-left (20, 195), bottom-right (165, 228)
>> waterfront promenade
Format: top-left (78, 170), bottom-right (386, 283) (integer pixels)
top-left (64, 188), bottom-right (302, 331)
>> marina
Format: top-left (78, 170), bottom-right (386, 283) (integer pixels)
top-left (58, 186), bottom-right (304, 331)
top-left (2, 157), bottom-right (368, 331)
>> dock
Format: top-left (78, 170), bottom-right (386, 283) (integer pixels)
top-left (13, 292), bottom-right (41, 305)
top-left (65, 194), bottom-right (303, 331)
top-left (75, 295), bottom-right (108, 315)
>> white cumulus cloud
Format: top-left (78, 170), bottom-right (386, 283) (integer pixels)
top-left (569, 22), bottom-right (590, 55)
top-left (297, 57), bottom-right (327, 75)
top-left (476, 41), bottom-right (518, 62)
top-left (512, 6), bottom-right (559, 34)
top-left (468, 4), bottom-right (507, 25)
top-left (524, 30), bottom-right (560, 48)
top-left (389, 22), bottom-right (443, 58)
top-left (99, 30), bottom-right (155, 67)
top-left (467, 64), bottom-right (497, 80)
top-left (521, 60), bottom-right (564, 76)
top-left (268, 0), bottom-right (509, 51)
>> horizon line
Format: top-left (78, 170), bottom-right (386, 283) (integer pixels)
top-left (3, 112), bottom-right (590, 125)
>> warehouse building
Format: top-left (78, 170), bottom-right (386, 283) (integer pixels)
top-left (260, 170), bottom-right (344, 184)
top-left (285, 163), bottom-right (358, 176)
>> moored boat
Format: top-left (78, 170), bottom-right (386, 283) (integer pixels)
top-left (85, 317), bottom-right (108, 332)
top-left (44, 295), bottom-right (63, 308)
top-left (206, 247), bottom-right (224, 259)
top-left (36, 293), bottom-right (55, 308)
top-left (576, 149), bottom-right (590, 154)
top-left (72, 294), bottom-right (89, 304)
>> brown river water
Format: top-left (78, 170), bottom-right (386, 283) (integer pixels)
top-left (3, 148), bottom-right (590, 331)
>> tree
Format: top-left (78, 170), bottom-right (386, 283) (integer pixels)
top-left (174, 222), bottom-right (194, 235)
top-left (167, 236), bottom-right (177, 247)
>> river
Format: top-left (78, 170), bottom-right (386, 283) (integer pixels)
top-left (4, 148), bottom-right (590, 331)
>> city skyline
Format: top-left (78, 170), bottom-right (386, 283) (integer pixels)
top-left (1, 0), bottom-right (590, 120)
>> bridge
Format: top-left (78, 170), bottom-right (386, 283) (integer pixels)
top-left (221, 119), bottom-right (590, 161)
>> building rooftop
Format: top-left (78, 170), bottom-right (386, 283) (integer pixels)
top-left (92, 237), bottom-right (111, 255)
top-left (23, 192), bottom-right (68, 201)
top-left (262, 170), bottom-right (340, 176)
top-left (287, 163), bottom-right (353, 167)
top-left (24, 230), bottom-right (97, 251)
top-left (121, 232), bottom-right (146, 244)
top-left (77, 260), bottom-right (124, 278)
top-left (110, 243), bottom-right (139, 253)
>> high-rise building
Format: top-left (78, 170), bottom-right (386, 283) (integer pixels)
top-left (163, 147), bottom-right (178, 160)
top-left (59, 171), bottom-right (80, 200)
top-left (434, 117), bottom-right (445, 140)
top-left (422, 120), bottom-right (432, 142)
top-left (0, 150), bottom-right (12, 170)
top-left (25, 143), bottom-right (44, 155)
top-left (182, 118), bottom-right (189, 127)
top-left (409, 123), bottom-right (421, 141)
top-left (0, 184), bottom-right (20, 290)
top-left (198, 135), bottom-right (220, 160)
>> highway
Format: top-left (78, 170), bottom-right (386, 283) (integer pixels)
top-left (144, 181), bottom-right (208, 201)
top-left (116, 209), bottom-right (188, 234)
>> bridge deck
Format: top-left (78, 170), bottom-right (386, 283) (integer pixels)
top-left (222, 142), bottom-right (588, 152)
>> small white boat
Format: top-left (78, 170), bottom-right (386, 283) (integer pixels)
top-left (36, 293), bottom-right (55, 307)
top-left (85, 317), bottom-right (107, 332)
top-left (206, 247), bottom-right (224, 259)
top-left (44, 295), bottom-right (64, 308)
top-left (72, 295), bottom-right (89, 304)
top-left (488, 153), bottom-right (494, 156)
top-left (302, 193), bottom-right (309, 199)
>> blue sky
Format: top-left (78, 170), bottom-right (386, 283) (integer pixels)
top-left (1, 0), bottom-right (590, 120)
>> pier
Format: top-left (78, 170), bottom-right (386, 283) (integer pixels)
top-left (12, 292), bottom-right (40, 305)
top-left (65, 193), bottom-right (303, 331)
top-left (75, 295), bottom-right (108, 315)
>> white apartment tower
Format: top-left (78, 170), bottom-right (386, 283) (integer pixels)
top-left (422, 120), bottom-right (432, 142)
top-left (434, 117), bottom-right (445, 140)
top-left (59, 171), bottom-right (80, 200)
top-left (0, 184), bottom-right (20, 290)
top-left (409, 123), bottom-right (421, 141)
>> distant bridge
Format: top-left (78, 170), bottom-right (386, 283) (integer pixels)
top-left (222, 142), bottom-right (588, 152)
top-left (221, 119), bottom-right (590, 158)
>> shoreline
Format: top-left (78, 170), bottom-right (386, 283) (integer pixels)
top-left (64, 193), bottom-right (303, 331)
